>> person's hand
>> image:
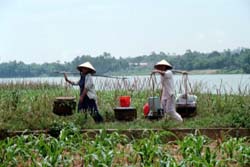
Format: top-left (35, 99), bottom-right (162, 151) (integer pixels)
top-left (79, 95), bottom-right (84, 103)
top-left (151, 70), bottom-right (157, 75)
top-left (182, 71), bottom-right (188, 75)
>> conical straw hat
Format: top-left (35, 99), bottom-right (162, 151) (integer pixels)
top-left (77, 62), bottom-right (96, 74)
top-left (154, 59), bottom-right (172, 69)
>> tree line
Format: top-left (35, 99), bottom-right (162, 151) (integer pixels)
top-left (0, 48), bottom-right (249, 77)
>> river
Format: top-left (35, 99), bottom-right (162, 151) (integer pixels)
top-left (0, 74), bottom-right (249, 94)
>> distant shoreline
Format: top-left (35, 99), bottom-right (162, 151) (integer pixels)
top-left (108, 69), bottom-right (245, 76)
top-left (0, 69), bottom-right (247, 78)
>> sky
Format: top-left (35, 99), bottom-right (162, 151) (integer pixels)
top-left (0, 0), bottom-right (250, 64)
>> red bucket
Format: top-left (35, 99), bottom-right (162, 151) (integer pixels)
top-left (143, 103), bottom-right (150, 116)
top-left (119, 96), bottom-right (131, 107)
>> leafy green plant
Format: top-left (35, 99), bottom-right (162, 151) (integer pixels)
top-left (230, 104), bottom-right (250, 128)
top-left (220, 137), bottom-right (250, 166)
top-left (176, 132), bottom-right (221, 166)
top-left (132, 130), bottom-right (176, 166)
top-left (0, 127), bottom-right (249, 166)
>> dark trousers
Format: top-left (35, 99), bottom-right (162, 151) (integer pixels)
top-left (78, 96), bottom-right (103, 123)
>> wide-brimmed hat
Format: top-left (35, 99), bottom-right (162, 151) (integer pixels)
top-left (77, 62), bottom-right (96, 74)
top-left (154, 59), bottom-right (173, 69)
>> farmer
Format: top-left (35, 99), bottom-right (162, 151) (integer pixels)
top-left (64, 62), bottom-right (103, 123)
top-left (151, 59), bottom-right (186, 122)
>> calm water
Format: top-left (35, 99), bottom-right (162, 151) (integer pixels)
top-left (0, 74), bottom-right (249, 94)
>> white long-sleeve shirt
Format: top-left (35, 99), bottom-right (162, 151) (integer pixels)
top-left (161, 70), bottom-right (175, 99)
top-left (72, 73), bottom-right (97, 100)
top-left (84, 74), bottom-right (97, 100)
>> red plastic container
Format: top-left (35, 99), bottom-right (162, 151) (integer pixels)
top-left (119, 96), bottom-right (131, 107)
top-left (143, 103), bottom-right (150, 116)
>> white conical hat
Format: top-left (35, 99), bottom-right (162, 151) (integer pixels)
top-left (77, 62), bottom-right (96, 73)
top-left (154, 59), bottom-right (172, 69)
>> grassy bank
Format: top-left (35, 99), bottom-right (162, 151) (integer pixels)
top-left (0, 81), bottom-right (250, 131)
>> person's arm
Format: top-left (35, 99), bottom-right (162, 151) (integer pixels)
top-left (160, 88), bottom-right (163, 101)
top-left (172, 70), bottom-right (188, 75)
top-left (151, 70), bottom-right (164, 99)
top-left (79, 74), bottom-right (93, 102)
top-left (85, 74), bottom-right (94, 90)
top-left (151, 69), bottom-right (165, 76)
top-left (64, 73), bottom-right (77, 85)
top-left (79, 88), bottom-right (87, 103)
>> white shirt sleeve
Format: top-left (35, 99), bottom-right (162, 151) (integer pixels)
top-left (161, 70), bottom-right (175, 98)
top-left (85, 74), bottom-right (97, 100)
top-left (164, 70), bottom-right (173, 79)
top-left (85, 74), bottom-right (94, 90)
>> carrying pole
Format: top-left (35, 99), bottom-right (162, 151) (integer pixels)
top-left (150, 73), bottom-right (157, 113)
top-left (54, 71), bottom-right (127, 80)
top-left (181, 73), bottom-right (189, 104)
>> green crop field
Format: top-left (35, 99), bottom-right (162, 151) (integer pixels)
top-left (0, 125), bottom-right (249, 166)
top-left (0, 81), bottom-right (250, 166)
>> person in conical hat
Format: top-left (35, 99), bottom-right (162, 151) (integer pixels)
top-left (77, 61), bottom-right (96, 74)
top-left (151, 59), bottom-right (184, 122)
top-left (154, 59), bottom-right (173, 70)
top-left (64, 61), bottom-right (103, 123)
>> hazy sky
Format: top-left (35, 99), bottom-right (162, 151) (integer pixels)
top-left (0, 0), bottom-right (250, 63)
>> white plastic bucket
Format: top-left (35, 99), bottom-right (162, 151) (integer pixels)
top-left (148, 96), bottom-right (161, 112)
